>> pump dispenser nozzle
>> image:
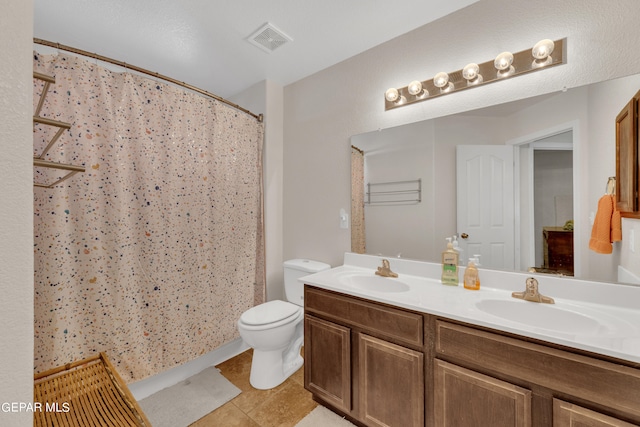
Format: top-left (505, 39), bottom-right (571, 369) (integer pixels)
top-left (452, 235), bottom-right (463, 264)
top-left (473, 254), bottom-right (482, 267)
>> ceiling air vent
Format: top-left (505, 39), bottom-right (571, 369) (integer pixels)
top-left (247, 22), bottom-right (293, 53)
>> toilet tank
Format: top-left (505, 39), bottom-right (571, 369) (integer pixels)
top-left (283, 259), bottom-right (331, 306)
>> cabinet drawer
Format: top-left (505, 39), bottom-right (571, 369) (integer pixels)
top-left (305, 286), bottom-right (423, 347)
top-left (435, 320), bottom-right (640, 420)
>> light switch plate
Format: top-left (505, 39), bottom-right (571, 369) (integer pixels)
top-left (339, 208), bottom-right (349, 229)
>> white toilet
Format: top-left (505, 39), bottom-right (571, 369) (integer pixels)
top-left (237, 259), bottom-right (330, 390)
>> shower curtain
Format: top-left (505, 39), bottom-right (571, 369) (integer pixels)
top-left (33, 53), bottom-right (265, 382)
top-left (351, 146), bottom-right (366, 254)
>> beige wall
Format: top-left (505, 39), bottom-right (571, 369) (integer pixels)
top-left (0, 0), bottom-right (34, 425)
top-left (283, 0), bottom-right (640, 269)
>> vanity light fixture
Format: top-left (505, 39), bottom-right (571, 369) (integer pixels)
top-left (384, 38), bottom-right (566, 111)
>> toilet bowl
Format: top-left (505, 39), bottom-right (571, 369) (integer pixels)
top-left (237, 259), bottom-right (330, 390)
top-left (238, 300), bottom-right (304, 389)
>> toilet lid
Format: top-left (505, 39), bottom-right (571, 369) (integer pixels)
top-left (240, 300), bottom-right (301, 326)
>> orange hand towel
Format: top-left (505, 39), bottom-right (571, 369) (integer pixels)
top-left (589, 194), bottom-right (622, 254)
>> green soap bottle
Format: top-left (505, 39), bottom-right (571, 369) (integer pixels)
top-left (441, 238), bottom-right (459, 286)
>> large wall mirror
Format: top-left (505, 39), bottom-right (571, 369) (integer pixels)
top-left (351, 72), bottom-right (640, 285)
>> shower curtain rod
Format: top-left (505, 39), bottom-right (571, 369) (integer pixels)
top-left (34, 38), bottom-right (264, 123)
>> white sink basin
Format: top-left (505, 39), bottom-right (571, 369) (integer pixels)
top-left (341, 274), bottom-right (410, 293)
top-left (475, 299), bottom-right (602, 334)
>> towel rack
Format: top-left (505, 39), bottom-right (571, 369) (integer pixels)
top-left (366, 179), bottom-right (422, 205)
top-left (33, 72), bottom-right (85, 188)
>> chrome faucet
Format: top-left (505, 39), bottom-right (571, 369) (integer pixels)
top-left (375, 259), bottom-right (398, 278)
top-left (512, 277), bottom-right (554, 304)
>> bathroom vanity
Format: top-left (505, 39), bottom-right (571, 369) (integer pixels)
top-left (302, 253), bottom-right (640, 427)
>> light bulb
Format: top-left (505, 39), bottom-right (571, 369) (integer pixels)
top-left (433, 72), bottom-right (454, 93)
top-left (494, 52), bottom-right (514, 70)
top-left (433, 72), bottom-right (449, 88)
top-left (462, 63), bottom-right (483, 85)
top-left (532, 39), bottom-right (555, 67)
top-left (385, 87), bottom-right (400, 103)
top-left (494, 51), bottom-right (515, 77)
top-left (532, 39), bottom-right (555, 60)
top-left (407, 80), bottom-right (427, 97)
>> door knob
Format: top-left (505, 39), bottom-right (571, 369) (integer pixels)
top-left (461, 233), bottom-right (469, 239)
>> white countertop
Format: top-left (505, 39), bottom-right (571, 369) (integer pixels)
top-left (300, 253), bottom-right (640, 364)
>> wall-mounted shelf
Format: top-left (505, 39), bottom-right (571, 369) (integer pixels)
top-left (33, 72), bottom-right (84, 188)
top-left (366, 179), bottom-right (421, 205)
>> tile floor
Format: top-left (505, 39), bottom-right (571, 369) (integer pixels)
top-left (190, 349), bottom-right (318, 427)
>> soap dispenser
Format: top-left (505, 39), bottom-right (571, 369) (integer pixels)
top-left (441, 238), bottom-right (459, 286)
top-left (463, 257), bottom-right (480, 290)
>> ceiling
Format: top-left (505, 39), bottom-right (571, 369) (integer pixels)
top-left (33, 0), bottom-right (479, 99)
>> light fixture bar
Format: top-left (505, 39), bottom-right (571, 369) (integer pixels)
top-left (384, 38), bottom-right (566, 111)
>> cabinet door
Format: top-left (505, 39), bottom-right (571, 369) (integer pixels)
top-left (553, 399), bottom-right (639, 427)
top-left (304, 315), bottom-right (351, 413)
top-left (434, 359), bottom-right (531, 427)
top-left (358, 333), bottom-right (424, 427)
top-left (616, 94), bottom-right (639, 214)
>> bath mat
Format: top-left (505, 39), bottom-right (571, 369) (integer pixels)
top-left (295, 405), bottom-right (356, 427)
top-left (138, 366), bottom-right (240, 427)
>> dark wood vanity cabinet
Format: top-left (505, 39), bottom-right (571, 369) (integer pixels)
top-left (435, 320), bottom-right (640, 427)
top-left (304, 286), bottom-right (425, 427)
top-left (616, 90), bottom-right (640, 216)
top-left (304, 285), bottom-right (640, 427)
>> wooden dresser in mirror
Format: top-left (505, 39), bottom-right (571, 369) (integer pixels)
top-left (543, 226), bottom-right (574, 275)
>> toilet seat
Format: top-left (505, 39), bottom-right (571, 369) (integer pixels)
top-left (240, 300), bottom-right (300, 327)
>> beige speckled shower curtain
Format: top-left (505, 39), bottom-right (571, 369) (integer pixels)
top-left (351, 146), bottom-right (365, 254)
top-left (33, 53), bottom-right (265, 382)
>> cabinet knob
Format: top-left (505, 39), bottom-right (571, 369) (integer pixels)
top-left (461, 233), bottom-right (469, 239)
